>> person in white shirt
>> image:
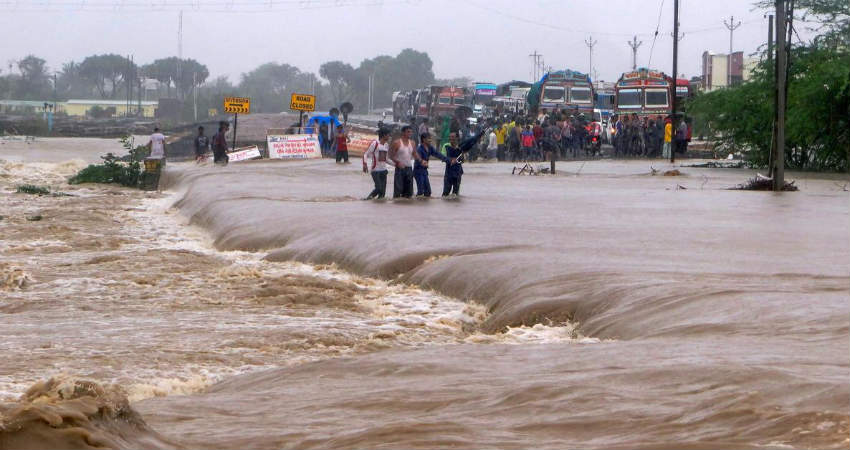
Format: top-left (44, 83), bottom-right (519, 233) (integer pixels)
top-left (362, 128), bottom-right (391, 200)
top-left (147, 127), bottom-right (166, 159)
top-left (486, 129), bottom-right (498, 160)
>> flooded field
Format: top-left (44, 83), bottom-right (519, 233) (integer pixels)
top-left (1, 139), bottom-right (848, 449)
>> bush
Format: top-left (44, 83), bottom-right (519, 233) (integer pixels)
top-left (68, 136), bottom-right (146, 188)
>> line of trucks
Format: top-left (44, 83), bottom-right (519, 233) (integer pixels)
top-left (391, 67), bottom-right (693, 132)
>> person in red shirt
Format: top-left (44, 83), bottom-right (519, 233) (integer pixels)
top-left (532, 122), bottom-right (544, 161)
top-left (333, 124), bottom-right (350, 163)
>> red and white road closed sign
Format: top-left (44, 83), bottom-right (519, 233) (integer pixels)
top-left (227, 145), bottom-right (262, 162)
top-left (267, 134), bottom-right (322, 159)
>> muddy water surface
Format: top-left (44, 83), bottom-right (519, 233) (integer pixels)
top-left (1, 142), bottom-right (848, 449)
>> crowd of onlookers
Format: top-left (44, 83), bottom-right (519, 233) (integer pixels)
top-left (413, 109), bottom-right (694, 164)
top-left (609, 113), bottom-right (692, 159)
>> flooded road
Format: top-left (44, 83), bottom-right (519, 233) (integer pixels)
top-left (1, 140), bottom-right (848, 449)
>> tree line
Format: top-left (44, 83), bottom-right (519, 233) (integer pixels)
top-left (687, 0), bottom-right (848, 172)
top-left (0, 48), bottom-right (440, 119)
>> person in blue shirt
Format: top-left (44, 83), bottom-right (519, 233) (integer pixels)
top-left (307, 115), bottom-right (341, 155)
top-left (441, 132), bottom-right (464, 197)
top-left (413, 132), bottom-right (447, 197)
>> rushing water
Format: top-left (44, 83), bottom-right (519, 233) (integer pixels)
top-left (1, 140), bottom-right (848, 449)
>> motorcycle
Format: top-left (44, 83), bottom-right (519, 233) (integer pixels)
top-left (586, 134), bottom-right (601, 156)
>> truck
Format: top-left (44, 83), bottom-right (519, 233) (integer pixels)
top-left (613, 68), bottom-right (675, 118)
top-left (527, 69), bottom-right (595, 117)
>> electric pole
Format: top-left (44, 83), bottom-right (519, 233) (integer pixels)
top-left (177, 10), bottom-right (183, 100)
top-left (671, 0), bottom-right (679, 164)
top-left (529, 50), bottom-right (542, 80)
top-left (723, 15), bottom-right (742, 85)
top-left (767, 14), bottom-right (775, 177)
top-left (584, 36), bottom-right (597, 77)
top-left (773, 1), bottom-right (786, 191)
top-left (628, 36), bottom-right (643, 70)
top-left (723, 15), bottom-right (742, 54)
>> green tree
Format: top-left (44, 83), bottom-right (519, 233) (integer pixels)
top-left (142, 57), bottom-right (179, 98)
top-left (320, 61), bottom-right (357, 107)
top-left (80, 54), bottom-right (136, 99)
top-left (15, 55), bottom-right (51, 100)
top-left (238, 63), bottom-right (315, 113)
top-left (56, 61), bottom-right (93, 99)
top-left (688, 0), bottom-right (849, 172)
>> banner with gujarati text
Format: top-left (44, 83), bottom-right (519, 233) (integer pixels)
top-left (267, 134), bottom-right (322, 159)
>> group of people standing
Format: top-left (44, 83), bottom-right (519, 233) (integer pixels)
top-left (611, 114), bottom-right (691, 158)
top-left (362, 125), bottom-right (464, 200)
top-left (485, 112), bottom-right (600, 163)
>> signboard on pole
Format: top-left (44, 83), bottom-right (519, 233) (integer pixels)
top-left (226, 145), bottom-right (262, 162)
top-left (267, 134), bottom-right (322, 159)
top-left (289, 93), bottom-right (316, 112)
top-left (224, 97), bottom-right (251, 114)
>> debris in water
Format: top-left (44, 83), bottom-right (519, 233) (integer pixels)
top-left (731, 174), bottom-right (798, 191)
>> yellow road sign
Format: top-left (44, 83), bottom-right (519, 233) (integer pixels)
top-left (224, 97), bottom-right (250, 114)
top-left (290, 93), bottom-right (316, 112)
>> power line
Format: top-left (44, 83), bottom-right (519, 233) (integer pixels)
top-left (0, 0), bottom-right (406, 13)
top-left (647, 0), bottom-right (666, 68)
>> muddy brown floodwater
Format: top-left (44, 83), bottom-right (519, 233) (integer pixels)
top-left (1, 139), bottom-right (848, 449)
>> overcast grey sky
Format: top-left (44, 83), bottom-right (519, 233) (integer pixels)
top-left (0, 0), bottom-right (792, 84)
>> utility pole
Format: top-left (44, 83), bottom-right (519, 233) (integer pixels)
top-left (627, 35), bottom-right (643, 70)
top-left (529, 50), bottom-right (542, 80)
top-left (671, 0), bottom-right (679, 164)
top-left (177, 10), bottom-right (183, 100)
top-left (767, 14), bottom-right (775, 177)
top-left (723, 15), bottom-right (742, 54)
top-left (584, 36), bottom-right (597, 77)
top-left (723, 15), bottom-right (742, 85)
top-left (193, 71), bottom-right (198, 121)
top-left (773, 0), bottom-right (786, 191)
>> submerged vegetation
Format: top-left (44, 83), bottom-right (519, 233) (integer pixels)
top-left (16, 184), bottom-right (50, 195)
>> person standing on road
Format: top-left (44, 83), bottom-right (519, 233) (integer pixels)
top-left (662, 117), bottom-right (673, 159)
top-left (194, 126), bottom-right (209, 162)
top-left (441, 132), bottom-right (464, 197)
top-left (675, 117), bottom-right (688, 155)
top-left (147, 127), bottom-right (166, 160)
top-left (521, 125), bottom-right (535, 161)
top-left (418, 118), bottom-right (430, 142)
top-left (495, 123), bottom-right (506, 161)
top-left (363, 128), bottom-right (391, 200)
top-left (389, 125), bottom-right (416, 198)
top-left (212, 121), bottom-right (230, 165)
top-left (413, 132), bottom-right (447, 197)
top-left (486, 127), bottom-right (498, 160)
top-left (333, 124), bottom-right (350, 163)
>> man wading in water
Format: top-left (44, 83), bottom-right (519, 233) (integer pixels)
top-left (388, 125), bottom-right (415, 198)
top-left (362, 128), bottom-right (391, 200)
top-left (413, 132), bottom-right (447, 197)
top-left (441, 132), bottom-right (464, 197)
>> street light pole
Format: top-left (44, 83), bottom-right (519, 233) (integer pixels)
top-left (671, 0), bottom-right (679, 164)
